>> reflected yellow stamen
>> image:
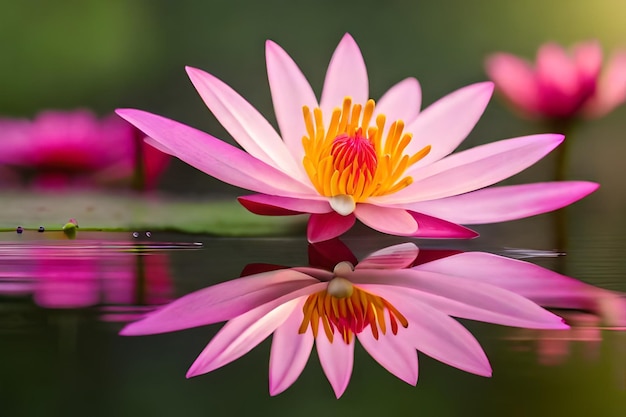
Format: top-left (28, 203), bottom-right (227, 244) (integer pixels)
top-left (302, 97), bottom-right (431, 209)
top-left (298, 272), bottom-right (408, 344)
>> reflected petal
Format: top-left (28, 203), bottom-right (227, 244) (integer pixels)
top-left (269, 299), bottom-right (314, 396)
top-left (316, 330), bottom-right (355, 398)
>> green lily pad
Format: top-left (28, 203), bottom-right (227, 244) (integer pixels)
top-left (0, 191), bottom-right (306, 236)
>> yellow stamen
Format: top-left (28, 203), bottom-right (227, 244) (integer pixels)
top-left (299, 273), bottom-right (408, 344)
top-left (302, 97), bottom-right (430, 210)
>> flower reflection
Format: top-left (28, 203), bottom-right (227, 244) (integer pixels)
top-left (0, 235), bottom-right (174, 322)
top-left (414, 250), bottom-right (626, 328)
top-left (486, 41), bottom-right (626, 120)
top-left (0, 109), bottom-right (170, 190)
top-left (508, 311), bottom-right (603, 367)
top-left (122, 240), bottom-right (568, 398)
top-left (416, 249), bottom-right (626, 367)
top-left (117, 33), bottom-right (597, 243)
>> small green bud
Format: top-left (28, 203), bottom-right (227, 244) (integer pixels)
top-left (62, 222), bottom-right (78, 239)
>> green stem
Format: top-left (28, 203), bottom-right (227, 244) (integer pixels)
top-left (543, 118), bottom-right (577, 260)
top-left (545, 118), bottom-right (576, 182)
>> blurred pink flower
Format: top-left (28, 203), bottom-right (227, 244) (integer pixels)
top-left (117, 34), bottom-right (597, 242)
top-left (0, 109), bottom-right (170, 189)
top-left (121, 242), bottom-right (567, 398)
top-left (486, 41), bottom-right (626, 120)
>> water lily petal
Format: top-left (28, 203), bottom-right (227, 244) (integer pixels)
top-left (356, 242), bottom-right (419, 270)
top-left (266, 40), bottom-right (318, 161)
top-left (291, 267), bottom-right (335, 282)
top-left (316, 330), bottom-right (355, 398)
top-left (402, 181), bottom-right (599, 224)
top-left (269, 298), bottom-right (314, 396)
top-left (536, 43), bottom-right (579, 96)
top-left (374, 77), bottom-right (422, 125)
top-left (116, 109), bottom-right (311, 196)
top-left (354, 205), bottom-right (417, 236)
top-left (308, 239), bottom-right (358, 271)
top-left (307, 212), bottom-right (356, 243)
top-left (584, 49), bottom-right (626, 118)
top-left (358, 322), bottom-right (418, 385)
top-left (414, 251), bottom-right (618, 311)
top-left (186, 67), bottom-right (306, 181)
top-left (485, 53), bottom-right (538, 115)
top-left (187, 297), bottom-right (302, 377)
top-left (238, 194), bottom-right (331, 215)
top-left (574, 41), bottom-right (603, 85)
top-left (354, 269), bottom-right (567, 329)
top-left (320, 33), bottom-right (368, 117)
top-left (120, 269), bottom-right (319, 335)
top-left (409, 211), bottom-right (479, 238)
top-left (374, 134), bottom-right (564, 204)
top-left (362, 285), bottom-right (492, 376)
top-left (404, 82), bottom-right (494, 168)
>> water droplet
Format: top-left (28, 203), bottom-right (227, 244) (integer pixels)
top-left (132, 232), bottom-right (139, 238)
top-left (38, 226), bottom-right (45, 233)
top-left (16, 226), bottom-right (23, 234)
top-left (145, 231), bottom-right (152, 238)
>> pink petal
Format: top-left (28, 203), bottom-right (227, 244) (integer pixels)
top-left (412, 249), bottom-right (463, 266)
top-left (116, 109), bottom-right (311, 196)
top-left (316, 331), bottom-right (355, 398)
top-left (291, 267), bottom-right (335, 282)
top-left (374, 77), bottom-right (422, 125)
top-left (354, 270), bottom-right (567, 329)
top-left (409, 211), bottom-right (479, 238)
top-left (415, 251), bottom-right (623, 315)
top-left (485, 53), bottom-right (539, 115)
top-left (362, 285), bottom-right (491, 376)
top-left (238, 194), bottom-right (331, 215)
top-left (536, 43), bottom-right (579, 96)
top-left (584, 49), bottom-right (626, 118)
top-left (187, 297), bottom-right (302, 377)
top-left (186, 67), bottom-right (306, 181)
top-left (265, 40), bottom-right (318, 162)
top-left (375, 134), bottom-right (564, 204)
top-left (356, 242), bottom-right (419, 270)
top-left (307, 212), bottom-right (356, 243)
top-left (404, 82), bottom-right (494, 169)
top-left (573, 41), bottom-right (603, 84)
top-left (402, 181), bottom-right (599, 224)
top-left (320, 33), bottom-right (369, 116)
top-left (240, 263), bottom-right (287, 277)
top-left (269, 298), bottom-right (314, 396)
top-left (354, 205), bottom-right (418, 236)
top-left (308, 239), bottom-right (358, 270)
top-left (357, 319), bottom-right (418, 385)
top-left (120, 269), bottom-right (319, 335)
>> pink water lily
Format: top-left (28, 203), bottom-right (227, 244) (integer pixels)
top-left (486, 41), bottom-right (626, 120)
top-left (0, 109), bottom-right (170, 189)
top-left (121, 242), bottom-right (568, 398)
top-left (117, 34), bottom-right (597, 242)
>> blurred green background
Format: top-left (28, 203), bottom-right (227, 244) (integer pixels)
top-left (2, 0), bottom-right (625, 205)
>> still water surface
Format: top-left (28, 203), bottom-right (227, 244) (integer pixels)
top-left (0, 208), bottom-right (624, 417)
